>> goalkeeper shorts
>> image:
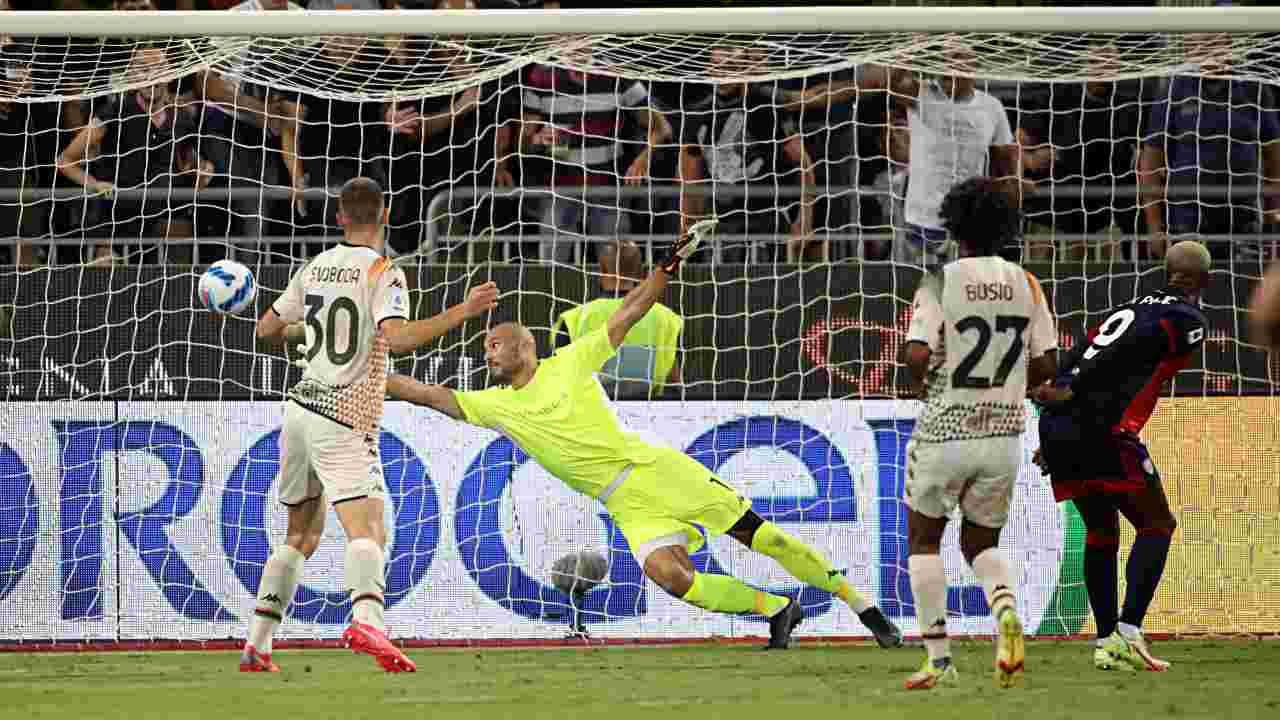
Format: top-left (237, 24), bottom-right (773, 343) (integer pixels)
top-left (603, 447), bottom-right (752, 565)
top-left (277, 400), bottom-right (387, 506)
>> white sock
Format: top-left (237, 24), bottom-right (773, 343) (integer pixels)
top-left (1117, 622), bottom-right (1142, 640)
top-left (346, 537), bottom-right (386, 631)
top-left (909, 554), bottom-right (949, 661)
top-left (248, 545), bottom-right (306, 655)
top-left (971, 547), bottom-right (1017, 620)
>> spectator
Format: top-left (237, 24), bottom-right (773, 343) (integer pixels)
top-left (56, 47), bottom-right (213, 265)
top-left (678, 47), bottom-right (816, 263)
top-left (867, 108), bottom-right (910, 262)
top-left (783, 58), bottom-right (1020, 266)
top-left (1139, 34), bottom-right (1280, 262)
top-left (554, 239), bottom-right (683, 399)
top-left (1, 0), bottom-right (44, 267)
top-left (380, 0), bottom-right (520, 257)
top-left (516, 50), bottom-right (672, 264)
top-left (198, 0), bottom-right (309, 257)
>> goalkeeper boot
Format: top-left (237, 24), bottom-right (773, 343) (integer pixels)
top-left (765, 597), bottom-right (804, 650)
top-left (343, 621), bottom-right (417, 673)
top-left (239, 644), bottom-right (279, 673)
top-left (994, 606), bottom-right (1025, 689)
top-left (857, 607), bottom-right (904, 648)
top-left (904, 656), bottom-right (958, 690)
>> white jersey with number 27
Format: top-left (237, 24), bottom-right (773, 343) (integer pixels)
top-left (272, 244), bottom-right (409, 434)
top-left (907, 256), bottom-right (1057, 442)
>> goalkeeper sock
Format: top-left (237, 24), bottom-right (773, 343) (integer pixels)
top-left (750, 521), bottom-right (872, 613)
top-left (345, 538), bottom-right (386, 632)
top-left (1083, 533), bottom-right (1120, 640)
top-left (248, 545), bottom-right (305, 655)
top-left (970, 547), bottom-right (1017, 620)
top-left (681, 572), bottom-right (789, 617)
top-left (1119, 530), bottom-right (1172, 629)
top-left (908, 554), bottom-right (949, 661)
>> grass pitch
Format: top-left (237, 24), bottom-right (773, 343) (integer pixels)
top-left (2, 640), bottom-right (1276, 720)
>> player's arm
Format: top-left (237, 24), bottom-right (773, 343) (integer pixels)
top-left (379, 281), bottom-right (499, 355)
top-left (902, 274), bottom-right (944, 398)
top-left (385, 374), bottom-right (466, 422)
top-left (606, 220), bottom-right (716, 349)
top-left (254, 308), bottom-right (305, 349)
top-left (1250, 261), bottom-right (1280, 351)
top-left (1024, 271), bottom-right (1060, 390)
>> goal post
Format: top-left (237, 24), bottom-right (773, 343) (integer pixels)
top-left (1, 6), bottom-right (1278, 646)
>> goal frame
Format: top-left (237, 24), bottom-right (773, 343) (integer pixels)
top-left (5, 6), bottom-right (1280, 39)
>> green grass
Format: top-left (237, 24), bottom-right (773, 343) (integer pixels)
top-left (2, 641), bottom-right (1277, 720)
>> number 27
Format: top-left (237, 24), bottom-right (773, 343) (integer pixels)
top-left (952, 315), bottom-right (1030, 389)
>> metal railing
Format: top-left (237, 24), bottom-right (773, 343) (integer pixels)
top-left (2, 183), bottom-right (1278, 264)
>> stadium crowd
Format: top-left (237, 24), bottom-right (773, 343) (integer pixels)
top-left (2, 0), bottom-right (1279, 267)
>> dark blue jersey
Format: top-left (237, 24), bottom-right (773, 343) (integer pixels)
top-left (1051, 289), bottom-right (1207, 434)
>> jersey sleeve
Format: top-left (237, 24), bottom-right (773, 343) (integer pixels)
top-left (558, 325), bottom-right (618, 377)
top-left (1162, 306), bottom-right (1207, 357)
top-left (370, 261), bottom-right (410, 326)
top-left (906, 274), bottom-right (945, 349)
top-left (271, 265), bottom-right (307, 323)
top-left (454, 387), bottom-right (502, 429)
top-left (1024, 272), bottom-right (1059, 357)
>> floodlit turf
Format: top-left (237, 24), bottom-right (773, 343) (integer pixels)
top-left (3, 640), bottom-right (1277, 720)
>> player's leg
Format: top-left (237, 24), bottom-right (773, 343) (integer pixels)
top-left (242, 495), bottom-right (325, 672)
top-left (724, 510), bottom-right (902, 648)
top-left (1110, 466), bottom-right (1177, 672)
top-left (315, 425), bottom-right (414, 673)
top-left (1071, 494), bottom-right (1122, 661)
top-left (241, 405), bottom-right (325, 672)
top-left (900, 439), bottom-right (964, 689)
top-left (957, 436), bottom-right (1022, 689)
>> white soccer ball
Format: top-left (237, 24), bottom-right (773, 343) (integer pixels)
top-left (198, 260), bottom-right (257, 315)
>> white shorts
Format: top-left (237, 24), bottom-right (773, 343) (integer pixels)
top-left (904, 435), bottom-right (1020, 528)
top-left (278, 400), bottom-right (386, 506)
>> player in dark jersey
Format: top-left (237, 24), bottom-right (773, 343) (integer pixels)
top-left (1031, 240), bottom-right (1210, 674)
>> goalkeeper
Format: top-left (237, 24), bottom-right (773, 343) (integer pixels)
top-left (386, 221), bottom-right (902, 649)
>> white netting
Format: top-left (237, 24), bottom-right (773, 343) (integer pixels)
top-left (1, 8), bottom-right (1279, 645)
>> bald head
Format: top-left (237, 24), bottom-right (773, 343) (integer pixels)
top-left (484, 322), bottom-right (537, 386)
top-left (1165, 240), bottom-right (1212, 298)
top-left (599, 240), bottom-right (643, 292)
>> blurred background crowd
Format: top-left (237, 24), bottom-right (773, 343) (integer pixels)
top-left (2, 0), bottom-right (1278, 268)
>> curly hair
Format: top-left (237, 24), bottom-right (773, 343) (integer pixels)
top-left (938, 177), bottom-right (1021, 257)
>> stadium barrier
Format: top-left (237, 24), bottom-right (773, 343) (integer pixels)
top-left (0, 263), bottom-right (1270, 402)
top-left (3, 398), bottom-right (1276, 643)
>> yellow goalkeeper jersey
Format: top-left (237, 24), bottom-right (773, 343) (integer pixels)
top-left (454, 327), bottom-right (658, 498)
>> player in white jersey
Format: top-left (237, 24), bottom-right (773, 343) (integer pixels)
top-left (899, 177), bottom-right (1059, 690)
top-left (240, 178), bottom-right (498, 673)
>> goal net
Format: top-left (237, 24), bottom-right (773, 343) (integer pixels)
top-left (1, 7), bottom-right (1278, 646)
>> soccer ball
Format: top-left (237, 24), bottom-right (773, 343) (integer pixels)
top-left (198, 260), bottom-right (256, 315)
top-left (549, 550), bottom-right (609, 596)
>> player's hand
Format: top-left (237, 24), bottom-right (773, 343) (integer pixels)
top-left (462, 281), bottom-right (499, 318)
top-left (660, 218), bottom-right (717, 274)
top-left (624, 152), bottom-right (650, 186)
top-left (385, 104), bottom-right (421, 136)
top-left (291, 176), bottom-right (309, 218)
top-left (1028, 382), bottom-right (1073, 406)
top-left (494, 165), bottom-right (514, 187)
top-left (1032, 448), bottom-right (1049, 476)
top-left (87, 179), bottom-right (116, 196)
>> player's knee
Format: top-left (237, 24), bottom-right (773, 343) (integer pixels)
top-left (643, 551), bottom-right (694, 598)
top-left (959, 521), bottom-right (1000, 565)
top-left (908, 512), bottom-right (946, 556)
top-left (1139, 513), bottom-right (1177, 537)
top-left (286, 530), bottom-right (323, 559)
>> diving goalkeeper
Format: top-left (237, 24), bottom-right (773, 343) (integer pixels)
top-left (386, 220), bottom-right (902, 649)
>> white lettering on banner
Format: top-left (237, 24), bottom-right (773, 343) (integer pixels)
top-left (0, 401), bottom-right (1072, 642)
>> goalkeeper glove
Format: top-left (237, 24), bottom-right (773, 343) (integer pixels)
top-left (659, 218), bottom-right (717, 274)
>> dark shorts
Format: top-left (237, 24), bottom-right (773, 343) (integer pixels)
top-left (1038, 412), bottom-right (1160, 502)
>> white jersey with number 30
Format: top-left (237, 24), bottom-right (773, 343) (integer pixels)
top-left (272, 244), bottom-right (409, 434)
top-left (907, 256), bottom-right (1057, 442)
